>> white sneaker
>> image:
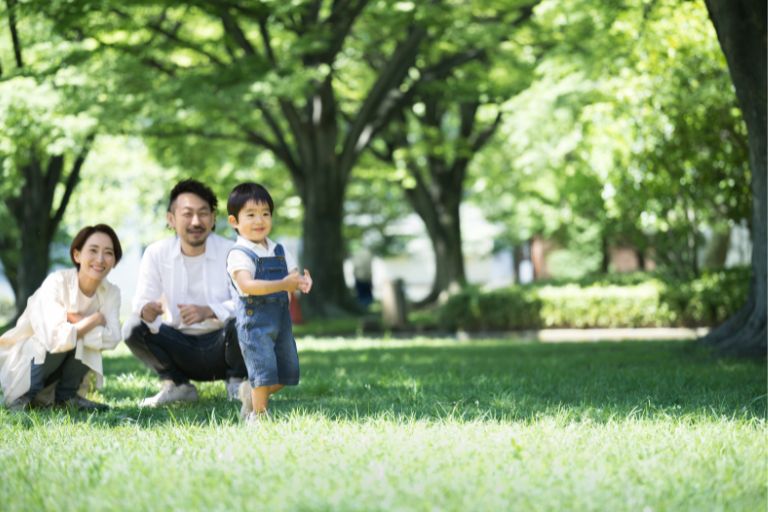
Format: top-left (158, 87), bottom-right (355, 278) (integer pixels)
top-left (226, 377), bottom-right (244, 401)
top-left (139, 380), bottom-right (199, 408)
top-left (244, 410), bottom-right (271, 425)
top-left (238, 380), bottom-right (253, 419)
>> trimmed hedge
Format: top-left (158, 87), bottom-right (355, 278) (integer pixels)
top-left (436, 268), bottom-right (750, 331)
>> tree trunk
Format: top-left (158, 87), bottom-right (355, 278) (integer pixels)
top-left (3, 160), bottom-right (56, 319)
top-left (600, 234), bottom-right (610, 273)
top-left (405, 184), bottom-right (465, 306)
top-left (290, 82), bottom-right (357, 318)
top-left (701, 0), bottom-right (766, 356)
top-left (300, 180), bottom-right (355, 317)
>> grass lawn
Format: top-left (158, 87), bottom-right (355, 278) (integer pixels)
top-left (0, 337), bottom-right (765, 511)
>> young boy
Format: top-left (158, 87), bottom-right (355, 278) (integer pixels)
top-left (226, 182), bottom-right (312, 422)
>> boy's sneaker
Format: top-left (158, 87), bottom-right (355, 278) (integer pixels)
top-left (139, 380), bottom-right (198, 408)
top-left (226, 377), bottom-right (244, 401)
top-left (244, 410), bottom-right (271, 425)
top-left (238, 380), bottom-right (253, 419)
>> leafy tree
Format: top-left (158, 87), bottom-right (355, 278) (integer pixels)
top-left (41, 0), bottom-right (538, 316)
top-left (474, 1), bottom-right (750, 280)
top-left (363, 6), bottom-right (538, 304)
top-left (0, 2), bottom-right (99, 319)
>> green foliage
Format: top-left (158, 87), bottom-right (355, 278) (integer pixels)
top-left (436, 268), bottom-right (750, 331)
top-left (0, 339), bottom-right (764, 510)
top-left (438, 286), bottom-right (544, 330)
top-left (473, 0), bottom-right (751, 277)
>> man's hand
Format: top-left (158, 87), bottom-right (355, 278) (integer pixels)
top-left (178, 304), bottom-right (214, 325)
top-left (299, 269), bottom-right (313, 294)
top-left (141, 301), bottom-right (164, 323)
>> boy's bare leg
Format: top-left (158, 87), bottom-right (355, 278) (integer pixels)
top-left (250, 384), bottom-right (285, 413)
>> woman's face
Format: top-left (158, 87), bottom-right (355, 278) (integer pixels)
top-left (73, 232), bottom-right (116, 281)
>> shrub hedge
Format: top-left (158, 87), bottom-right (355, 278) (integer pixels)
top-left (436, 268), bottom-right (750, 331)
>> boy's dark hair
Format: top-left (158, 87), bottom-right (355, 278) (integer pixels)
top-left (70, 224), bottom-right (123, 270)
top-left (227, 182), bottom-right (274, 218)
top-left (168, 179), bottom-right (218, 212)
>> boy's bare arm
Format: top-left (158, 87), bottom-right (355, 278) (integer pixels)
top-left (234, 269), bottom-right (303, 296)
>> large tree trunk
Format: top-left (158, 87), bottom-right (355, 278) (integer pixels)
top-left (300, 176), bottom-right (356, 317)
top-left (404, 183), bottom-right (465, 306)
top-left (0, 137), bottom-right (90, 323)
top-left (3, 160), bottom-right (58, 319)
top-left (701, 0), bottom-right (766, 356)
top-left (289, 81), bottom-right (358, 318)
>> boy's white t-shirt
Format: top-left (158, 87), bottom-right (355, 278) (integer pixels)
top-left (227, 235), bottom-right (298, 296)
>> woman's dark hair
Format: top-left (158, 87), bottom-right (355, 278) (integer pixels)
top-left (70, 224), bottom-right (123, 269)
top-left (227, 182), bottom-right (274, 218)
top-left (168, 179), bottom-right (218, 212)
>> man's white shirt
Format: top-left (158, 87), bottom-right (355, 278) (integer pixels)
top-left (122, 233), bottom-right (235, 338)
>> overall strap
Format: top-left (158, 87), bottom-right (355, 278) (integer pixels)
top-left (227, 245), bottom-right (260, 292)
top-left (228, 245), bottom-right (260, 263)
top-left (274, 243), bottom-right (285, 257)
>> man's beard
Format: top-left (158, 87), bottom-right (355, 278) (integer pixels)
top-left (185, 229), bottom-right (207, 246)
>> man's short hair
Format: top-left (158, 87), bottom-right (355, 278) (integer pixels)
top-left (168, 179), bottom-right (218, 212)
top-left (227, 182), bottom-right (274, 218)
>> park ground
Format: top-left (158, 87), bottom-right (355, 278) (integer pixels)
top-left (0, 336), bottom-right (765, 511)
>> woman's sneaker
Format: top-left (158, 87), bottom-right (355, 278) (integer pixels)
top-left (7, 396), bottom-right (31, 412)
top-left (56, 395), bottom-right (110, 411)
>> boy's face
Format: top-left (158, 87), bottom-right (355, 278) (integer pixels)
top-left (228, 200), bottom-right (272, 246)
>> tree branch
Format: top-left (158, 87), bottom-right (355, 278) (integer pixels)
top-left (111, 7), bottom-right (226, 66)
top-left (338, 25), bottom-right (427, 179)
top-left (254, 100), bottom-right (300, 174)
top-left (5, 0), bottom-right (24, 68)
top-left (258, 16), bottom-right (277, 66)
top-left (51, 133), bottom-right (95, 229)
top-left (219, 7), bottom-right (257, 57)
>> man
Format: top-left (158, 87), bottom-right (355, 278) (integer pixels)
top-left (123, 179), bottom-right (246, 407)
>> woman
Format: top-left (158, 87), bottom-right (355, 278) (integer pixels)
top-left (0, 224), bottom-right (123, 411)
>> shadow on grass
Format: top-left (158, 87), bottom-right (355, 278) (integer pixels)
top-left (7, 339), bottom-right (765, 428)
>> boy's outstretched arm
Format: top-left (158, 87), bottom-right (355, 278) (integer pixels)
top-left (233, 269), bottom-right (302, 296)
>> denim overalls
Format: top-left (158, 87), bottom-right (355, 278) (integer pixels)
top-left (229, 244), bottom-right (299, 388)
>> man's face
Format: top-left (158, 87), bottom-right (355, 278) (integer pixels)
top-left (167, 192), bottom-right (214, 250)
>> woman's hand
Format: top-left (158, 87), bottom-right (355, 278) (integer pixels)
top-left (67, 312), bottom-right (84, 324)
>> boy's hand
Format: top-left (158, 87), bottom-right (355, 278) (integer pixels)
top-left (282, 271), bottom-right (302, 293)
top-left (141, 301), bottom-right (164, 322)
top-left (298, 269), bottom-right (313, 294)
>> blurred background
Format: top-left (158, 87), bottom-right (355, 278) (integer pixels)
top-left (0, 0), bottom-right (761, 347)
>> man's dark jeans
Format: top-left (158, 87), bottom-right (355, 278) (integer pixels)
top-left (124, 319), bottom-right (246, 384)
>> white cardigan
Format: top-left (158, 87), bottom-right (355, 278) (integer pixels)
top-left (0, 268), bottom-right (121, 405)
